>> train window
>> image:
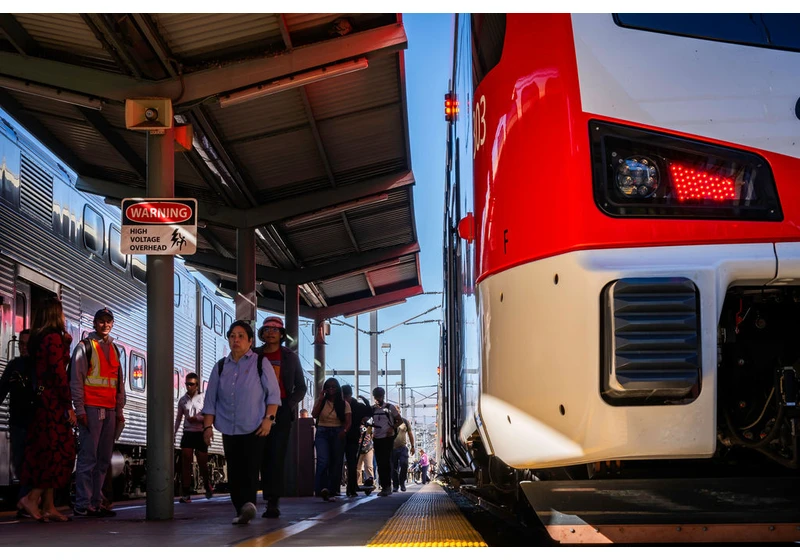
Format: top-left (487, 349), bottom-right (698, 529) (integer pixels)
top-left (471, 14), bottom-right (506, 87)
top-left (14, 293), bottom-right (26, 332)
top-left (214, 306), bottom-right (223, 335)
top-left (0, 134), bottom-right (21, 207)
top-left (131, 255), bottom-right (146, 283)
top-left (83, 205), bottom-right (106, 257)
top-left (202, 296), bottom-right (213, 329)
top-left (117, 346), bottom-right (127, 386)
top-left (224, 313), bottom-right (232, 336)
top-left (130, 352), bottom-right (146, 392)
top-left (109, 227), bottom-right (128, 270)
top-left (174, 273), bottom-right (181, 307)
top-left (614, 14), bottom-right (800, 52)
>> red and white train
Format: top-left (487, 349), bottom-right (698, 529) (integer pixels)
top-left (440, 13), bottom-right (800, 504)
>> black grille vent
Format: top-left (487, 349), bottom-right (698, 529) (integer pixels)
top-left (20, 154), bottom-right (53, 226)
top-left (601, 277), bottom-right (700, 405)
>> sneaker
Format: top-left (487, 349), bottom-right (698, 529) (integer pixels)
top-left (73, 506), bottom-right (97, 517)
top-left (97, 508), bottom-right (117, 518)
top-left (378, 489), bottom-right (390, 497)
top-left (205, 487), bottom-right (213, 500)
top-left (393, 486), bottom-right (399, 492)
top-left (179, 495), bottom-right (192, 504)
top-left (16, 508), bottom-right (31, 519)
top-left (232, 502), bottom-right (256, 525)
top-left (320, 488), bottom-right (330, 502)
top-left (262, 507), bottom-right (280, 518)
top-left (400, 484), bottom-right (406, 492)
top-left (364, 478), bottom-right (374, 487)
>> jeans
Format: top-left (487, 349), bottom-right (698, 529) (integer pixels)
top-left (314, 426), bottom-right (344, 495)
top-left (391, 446), bottom-right (409, 489)
top-left (223, 431), bottom-right (265, 514)
top-left (75, 406), bottom-right (116, 510)
top-left (421, 465), bottom-right (430, 484)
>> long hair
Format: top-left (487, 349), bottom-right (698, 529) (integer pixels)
top-left (29, 297), bottom-right (67, 357)
top-left (323, 377), bottom-right (347, 423)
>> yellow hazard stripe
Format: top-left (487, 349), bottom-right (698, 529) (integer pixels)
top-left (367, 484), bottom-right (487, 547)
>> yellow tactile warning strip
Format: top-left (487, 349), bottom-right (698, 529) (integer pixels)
top-left (367, 483), bottom-right (487, 547)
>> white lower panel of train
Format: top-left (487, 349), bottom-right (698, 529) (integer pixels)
top-left (469, 242), bottom-right (800, 469)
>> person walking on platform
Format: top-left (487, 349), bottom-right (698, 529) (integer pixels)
top-left (71, 307), bottom-right (125, 518)
top-left (202, 320), bottom-right (280, 525)
top-left (174, 372), bottom-right (212, 503)
top-left (391, 416), bottom-right (415, 492)
top-left (419, 449), bottom-right (431, 484)
top-left (311, 377), bottom-right (351, 502)
top-left (371, 387), bottom-right (401, 497)
top-left (356, 425), bottom-right (375, 487)
top-left (17, 299), bottom-right (76, 522)
top-left (0, 329), bottom-right (35, 518)
top-left (341, 384), bottom-right (371, 497)
top-left (256, 316), bottom-right (306, 518)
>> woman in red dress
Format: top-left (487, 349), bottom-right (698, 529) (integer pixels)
top-left (17, 298), bottom-right (76, 522)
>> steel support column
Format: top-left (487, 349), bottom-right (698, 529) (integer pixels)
top-left (146, 128), bottom-right (175, 520)
top-left (313, 318), bottom-right (325, 399)
top-left (236, 227), bottom-right (256, 324)
top-left (354, 315), bottom-right (359, 398)
top-left (284, 283), bottom-right (299, 352)
top-left (400, 358), bottom-right (406, 414)
top-left (370, 311), bottom-right (378, 395)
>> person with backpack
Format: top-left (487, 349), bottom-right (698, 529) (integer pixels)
top-left (70, 307), bottom-right (125, 518)
top-left (0, 329), bottom-right (34, 518)
top-left (311, 377), bottom-right (351, 502)
top-left (391, 416), bottom-right (415, 492)
top-left (370, 387), bottom-right (401, 497)
top-left (255, 316), bottom-right (307, 518)
top-left (202, 320), bottom-right (280, 525)
top-left (340, 384), bottom-right (371, 497)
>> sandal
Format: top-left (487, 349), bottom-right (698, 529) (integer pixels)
top-left (43, 511), bottom-right (71, 522)
top-left (16, 498), bottom-right (42, 521)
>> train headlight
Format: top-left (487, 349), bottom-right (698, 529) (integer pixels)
top-left (615, 155), bottom-right (659, 198)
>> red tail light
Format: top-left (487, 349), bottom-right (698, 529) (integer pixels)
top-left (591, 120), bottom-right (782, 221)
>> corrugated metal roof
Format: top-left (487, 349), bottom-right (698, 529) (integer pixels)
top-left (0, 13), bottom-right (421, 319)
top-left (320, 274), bottom-right (370, 299)
top-left (306, 55), bottom-right (400, 121)
top-left (153, 13), bottom-right (282, 61)
top-left (12, 13), bottom-right (114, 65)
top-left (207, 88), bottom-right (308, 142)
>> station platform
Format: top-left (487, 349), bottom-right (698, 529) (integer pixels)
top-left (0, 483), bottom-right (486, 547)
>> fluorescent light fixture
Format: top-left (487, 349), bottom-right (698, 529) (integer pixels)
top-left (285, 193), bottom-right (388, 227)
top-left (219, 57), bottom-right (369, 108)
top-left (0, 76), bottom-right (103, 110)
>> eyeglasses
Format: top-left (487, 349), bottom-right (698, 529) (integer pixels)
top-left (185, 382), bottom-right (197, 387)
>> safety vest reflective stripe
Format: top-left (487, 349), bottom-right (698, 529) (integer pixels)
top-left (84, 339), bottom-right (119, 409)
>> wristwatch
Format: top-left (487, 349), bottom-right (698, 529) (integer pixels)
top-left (267, 414), bottom-right (276, 422)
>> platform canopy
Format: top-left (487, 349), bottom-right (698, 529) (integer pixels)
top-left (0, 13), bottom-right (422, 320)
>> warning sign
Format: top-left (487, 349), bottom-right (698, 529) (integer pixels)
top-left (121, 198), bottom-right (197, 255)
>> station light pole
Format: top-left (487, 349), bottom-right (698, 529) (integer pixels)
top-left (381, 342), bottom-right (391, 395)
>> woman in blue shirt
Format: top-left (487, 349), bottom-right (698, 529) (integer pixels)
top-left (202, 320), bottom-right (280, 525)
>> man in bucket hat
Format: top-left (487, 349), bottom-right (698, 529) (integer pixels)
top-left (70, 307), bottom-right (125, 517)
top-left (257, 316), bottom-right (307, 518)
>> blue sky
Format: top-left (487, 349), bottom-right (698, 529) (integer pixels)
top-left (0, 13), bottom-right (452, 429)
